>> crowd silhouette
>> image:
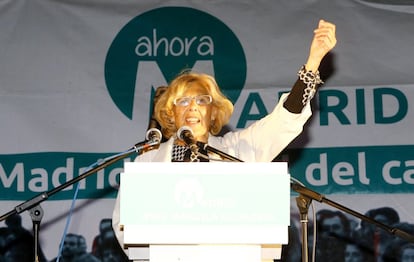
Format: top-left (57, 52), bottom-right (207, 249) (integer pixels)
top-left (280, 206), bottom-right (414, 262)
top-left (0, 216), bottom-right (129, 262)
top-left (1, 207), bottom-right (413, 262)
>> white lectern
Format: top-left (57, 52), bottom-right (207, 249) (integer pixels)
top-left (119, 162), bottom-right (290, 262)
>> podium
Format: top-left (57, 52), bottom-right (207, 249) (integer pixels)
top-left (119, 162), bottom-right (290, 262)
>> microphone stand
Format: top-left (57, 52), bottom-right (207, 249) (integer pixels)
top-left (291, 182), bottom-right (414, 262)
top-left (191, 140), bottom-right (414, 261)
top-left (0, 139), bottom-right (160, 262)
top-left (196, 141), bottom-right (243, 162)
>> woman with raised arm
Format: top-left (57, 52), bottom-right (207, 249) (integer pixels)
top-left (113, 19), bottom-right (337, 253)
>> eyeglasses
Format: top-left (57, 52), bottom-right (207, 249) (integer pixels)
top-left (173, 95), bottom-right (212, 107)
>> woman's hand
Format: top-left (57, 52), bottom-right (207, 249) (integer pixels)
top-left (305, 19), bottom-right (337, 72)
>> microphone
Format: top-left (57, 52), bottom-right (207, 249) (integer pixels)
top-left (177, 126), bottom-right (198, 151)
top-left (145, 127), bottom-right (162, 144)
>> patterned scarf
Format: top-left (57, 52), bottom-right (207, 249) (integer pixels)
top-left (171, 144), bottom-right (209, 162)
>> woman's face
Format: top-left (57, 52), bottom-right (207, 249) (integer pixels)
top-left (173, 84), bottom-right (216, 143)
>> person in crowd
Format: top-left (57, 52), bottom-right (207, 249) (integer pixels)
top-left (51, 233), bottom-right (103, 262)
top-left (73, 234), bottom-right (101, 262)
top-left (3, 213), bottom-right (47, 262)
top-left (361, 207), bottom-right (400, 237)
top-left (50, 233), bottom-right (80, 262)
top-left (112, 18), bottom-right (337, 255)
top-left (317, 209), bottom-right (350, 238)
top-left (0, 227), bottom-right (12, 262)
top-left (344, 230), bottom-right (375, 262)
top-left (92, 218), bottom-right (113, 259)
top-left (359, 206), bottom-right (401, 262)
top-left (315, 209), bottom-right (351, 262)
top-left (280, 219), bottom-right (302, 262)
top-left (380, 222), bottom-right (414, 262)
top-left (99, 231), bottom-right (130, 262)
top-left (345, 242), bottom-right (365, 262)
top-left (400, 243), bottom-right (414, 262)
top-left (92, 218), bottom-right (130, 262)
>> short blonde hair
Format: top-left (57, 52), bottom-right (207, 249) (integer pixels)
top-left (154, 72), bottom-right (234, 139)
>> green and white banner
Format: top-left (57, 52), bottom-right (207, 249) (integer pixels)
top-left (1, 0), bottom-right (413, 261)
